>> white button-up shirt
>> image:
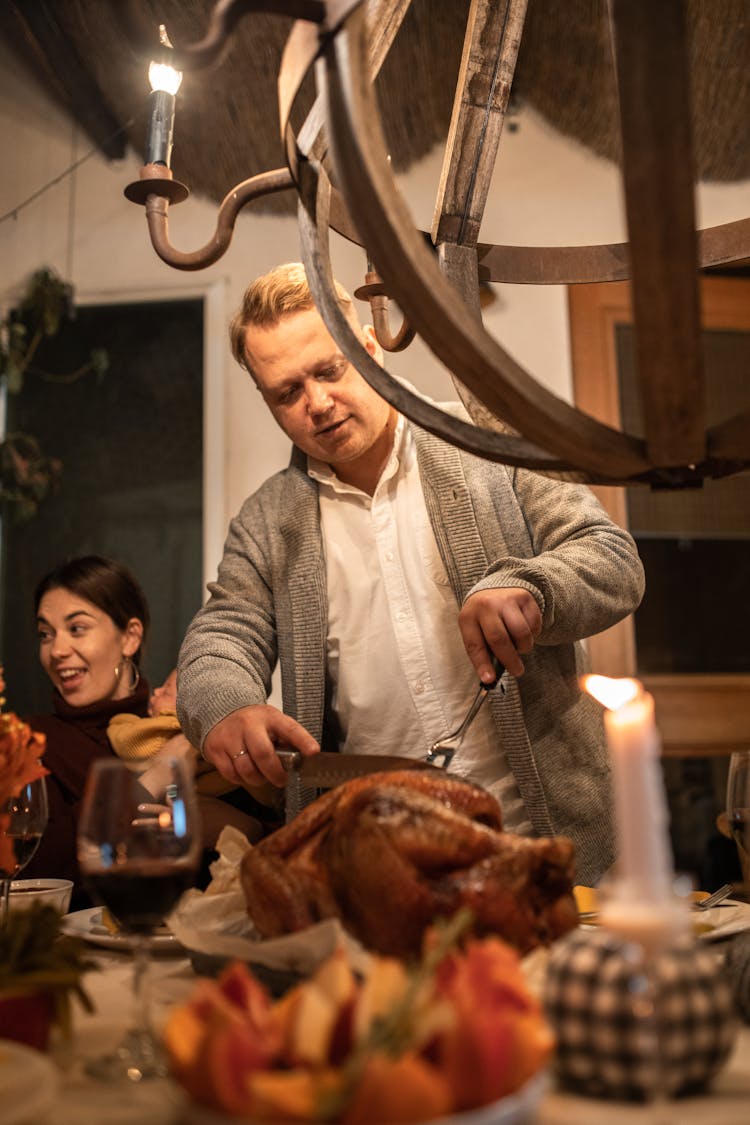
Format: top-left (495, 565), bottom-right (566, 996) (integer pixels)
top-left (308, 418), bottom-right (531, 832)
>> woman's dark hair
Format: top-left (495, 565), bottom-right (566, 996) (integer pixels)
top-left (34, 556), bottom-right (150, 664)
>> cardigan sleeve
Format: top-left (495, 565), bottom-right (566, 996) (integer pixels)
top-left (177, 495), bottom-right (278, 751)
top-left (466, 467), bottom-right (645, 646)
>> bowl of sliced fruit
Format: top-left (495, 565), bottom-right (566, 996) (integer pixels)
top-left (164, 911), bottom-right (552, 1125)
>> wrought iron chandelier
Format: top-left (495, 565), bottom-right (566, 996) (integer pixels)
top-left (122, 0), bottom-right (750, 488)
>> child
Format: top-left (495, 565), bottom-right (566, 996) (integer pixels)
top-left (108, 670), bottom-right (275, 845)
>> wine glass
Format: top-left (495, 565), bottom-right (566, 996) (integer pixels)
top-left (77, 757), bottom-right (201, 1081)
top-left (726, 749), bottom-right (750, 897)
top-left (0, 776), bottom-right (49, 926)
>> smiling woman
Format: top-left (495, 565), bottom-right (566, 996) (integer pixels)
top-left (23, 556), bottom-right (153, 911)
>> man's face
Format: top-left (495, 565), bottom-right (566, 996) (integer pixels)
top-left (243, 307), bottom-right (397, 481)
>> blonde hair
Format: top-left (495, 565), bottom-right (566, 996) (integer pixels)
top-left (229, 262), bottom-right (353, 372)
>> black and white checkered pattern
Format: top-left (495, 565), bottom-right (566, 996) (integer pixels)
top-left (544, 928), bottom-right (737, 1100)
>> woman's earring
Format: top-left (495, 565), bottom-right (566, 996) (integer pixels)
top-left (115, 656), bottom-right (140, 693)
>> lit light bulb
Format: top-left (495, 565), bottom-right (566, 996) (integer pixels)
top-left (148, 61), bottom-right (183, 97)
top-left (143, 28), bottom-right (182, 168)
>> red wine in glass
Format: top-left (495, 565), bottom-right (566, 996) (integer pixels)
top-left (84, 863), bottom-right (196, 934)
top-left (0, 778), bottom-right (49, 925)
top-left (78, 757), bottom-right (201, 1081)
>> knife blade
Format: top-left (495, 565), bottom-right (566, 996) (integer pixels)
top-left (276, 748), bottom-right (437, 786)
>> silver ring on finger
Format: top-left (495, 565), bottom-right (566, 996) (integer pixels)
top-left (231, 749), bottom-right (248, 761)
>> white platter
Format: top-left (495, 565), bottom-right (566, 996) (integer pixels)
top-left (60, 907), bottom-right (182, 952)
top-left (181, 1069), bottom-right (548, 1125)
top-left (0, 1039), bottom-right (59, 1125)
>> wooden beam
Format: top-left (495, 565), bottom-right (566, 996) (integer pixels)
top-left (609, 0), bottom-right (706, 467)
top-left (432, 0), bottom-right (527, 248)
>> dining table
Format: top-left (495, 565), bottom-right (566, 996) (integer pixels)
top-left (6, 936), bottom-right (750, 1125)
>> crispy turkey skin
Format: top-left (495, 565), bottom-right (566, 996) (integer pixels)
top-left (240, 770), bottom-right (577, 957)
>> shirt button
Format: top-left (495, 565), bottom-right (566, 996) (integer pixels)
top-left (397, 610), bottom-right (407, 622)
top-left (385, 551), bottom-right (394, 562)
top-left (414, 682), bottom-right (425, 695)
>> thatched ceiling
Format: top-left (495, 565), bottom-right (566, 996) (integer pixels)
top-left (3, 0), bottom-right (749, 216)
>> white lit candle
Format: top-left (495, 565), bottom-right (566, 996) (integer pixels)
top-left (145, 60), bottom-right (183, 167)
top-left (584, 676), bottom-right (676, 909)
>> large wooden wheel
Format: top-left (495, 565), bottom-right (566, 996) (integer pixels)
top-left (123, 0), bottom-right (750, 486)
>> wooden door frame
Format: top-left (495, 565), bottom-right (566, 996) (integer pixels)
top-left (569, 274), bottom-right (750, 756)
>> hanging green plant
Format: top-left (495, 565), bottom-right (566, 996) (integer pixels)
top-left (0, 267), bottom-right (108, 518)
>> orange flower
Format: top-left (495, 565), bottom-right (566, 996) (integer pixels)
top-left (0, 674), bottom-right (48, 875)
top-left (0, 664), bottom-right (48, 808)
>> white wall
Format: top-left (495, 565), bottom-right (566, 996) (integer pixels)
top-left (2, 36), bottom-right (748, 589)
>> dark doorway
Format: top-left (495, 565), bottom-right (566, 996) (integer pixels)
top-left (1, 297), bottom-right (204, 716)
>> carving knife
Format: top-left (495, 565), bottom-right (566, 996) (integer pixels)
top-left (276, 748), bottom-right (437, 787)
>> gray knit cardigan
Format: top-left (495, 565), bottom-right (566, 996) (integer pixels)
top-left (178, 422), bottom-right (645, 885)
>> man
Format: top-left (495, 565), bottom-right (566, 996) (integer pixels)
top-left (177, 262), bottom-right (644, 883)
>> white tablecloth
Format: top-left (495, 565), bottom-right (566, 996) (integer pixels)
top-left (16, 948), bottom-right (750, 1125)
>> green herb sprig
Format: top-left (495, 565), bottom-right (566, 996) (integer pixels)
top-left (0, 902), bottom-right (98, 1036)
top-left (318, 908), bottom-right (474, 1122)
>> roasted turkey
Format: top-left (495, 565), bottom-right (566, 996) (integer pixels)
top-left (240, 770), bottom-right (578, 958)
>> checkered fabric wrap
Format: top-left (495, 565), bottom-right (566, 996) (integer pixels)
top-left (544, 928), bottom-right (737, 1100)
top-left (726, 933), bottom-right (750, 1024)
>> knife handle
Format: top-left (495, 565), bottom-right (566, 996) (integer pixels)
top-left (277, 748), bottom-right (303, 771)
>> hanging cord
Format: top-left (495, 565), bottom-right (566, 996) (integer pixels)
top-left (0, 119), bottom-right (134, 227)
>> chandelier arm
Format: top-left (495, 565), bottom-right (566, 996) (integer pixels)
top-left (117, 0), bottom-right (326, 72)
top-left (370, 300), bottom-right (416, 352)
top-left (475, 218), bottom-right (750, 285)
top-left (432, 0), bottom-right (528, 249)
top-left (139, 169), bottom-right (294, 272)
top-left (352, 274), bottom-right (416, 352)
top-left (608, 0), bottom-right (706, 469)
top-left (297, 158), bottom-right (584, 474)
top-left (294, 199), bottom-right (750, 286)
top-left (321, 6), bottom-right (650, 479)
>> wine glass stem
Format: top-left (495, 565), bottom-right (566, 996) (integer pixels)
top-left (131, 935), bottom-right (154, 1042)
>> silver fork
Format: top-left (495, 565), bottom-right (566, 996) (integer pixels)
top-left (426, 659), bottom-right (505, 769)
top-left (692, 883), bottom-right (734, 910)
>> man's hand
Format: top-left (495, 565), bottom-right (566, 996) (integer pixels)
top-left (202, 704), bottom-right (320, 787)
top-left (458, 587), bottom-right (542, 680)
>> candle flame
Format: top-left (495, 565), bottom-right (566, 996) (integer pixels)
top-left (149, 61), bottom-right (183, 96)
top-left (582, 674), bottom-right (642, 711)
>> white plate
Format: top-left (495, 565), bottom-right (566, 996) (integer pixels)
top-left (181, 1069), bottom-right (548, 1125)
top-left (579, 899), bottom-right (750, 942)
top-left (698, 899), bottom-right (750, 942)
top-left (0, 1039), bottom-right (59, 1125)
top-left (60, 907), bottom-right (182, 951)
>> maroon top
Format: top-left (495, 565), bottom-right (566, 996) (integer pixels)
top-left (24, 681), bottom-right (150, 910)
